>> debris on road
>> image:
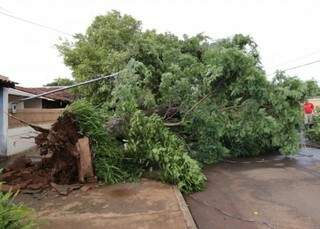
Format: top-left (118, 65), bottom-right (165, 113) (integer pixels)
top-left (50, 182), bottom-right (82, 196)
top-left (0, 155), bottom-right (51, 192)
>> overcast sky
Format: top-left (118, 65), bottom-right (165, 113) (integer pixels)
top-left (0, 0), bottom-right (319, 86)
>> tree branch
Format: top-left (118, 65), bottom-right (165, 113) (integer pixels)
top-left (164, 94), bottom-right (211, 127)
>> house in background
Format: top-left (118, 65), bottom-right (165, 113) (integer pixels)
top-left (8, 86), bottom-right (73, 129)
top-left (9, 86), bottom-right (73, 111)
top-left (1, 74), bottom-right (74, 157)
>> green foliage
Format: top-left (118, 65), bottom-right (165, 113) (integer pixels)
top-left (266, 72), bottom-right (306, 155)
top-left (58, 11), bottom-right (308, 191)
top-left (65, 100), bottom-right (129, 184)
top-left (0, 189), bottom-right (37, 229)
top-left (66, 100), bottom-right (205, 193)
top-left (304, 79), bottom-right (320, 98)
top-left (57, 10), bottom-right (141, 100)
top-left (127, 111), bottom-right (205, 193)
top-left (110, 60), bottom-right (156, 116)
top-left (307, 115), bottom-right (320, 143)
top-left (185, 104), bottom-right (229, 164)
top-left (45, 77), bottom-right (74, 86)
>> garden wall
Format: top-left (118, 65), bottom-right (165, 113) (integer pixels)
top-left (8, 108), bottom-right (64, 128)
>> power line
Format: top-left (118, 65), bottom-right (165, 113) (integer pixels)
top-left (267, 58), bottom-right (320, 76)
top-left (0, 10), bottom-right (73, 36)
top-left (0, 6), bottom-right (12, 13)
top-left (11, 72), bottom-right (120, 105)
top-left (281, 59), bottom-right (320, 71)
top-left (269, 49), bottom-right (320, 70)
top-left (1, 7), bottom-right (318, 79)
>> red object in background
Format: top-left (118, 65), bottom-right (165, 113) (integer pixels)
top-left (304, 102), bottom-right (314, 114)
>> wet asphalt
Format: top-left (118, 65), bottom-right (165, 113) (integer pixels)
top-left (186, 146), bottom-right (320, 229)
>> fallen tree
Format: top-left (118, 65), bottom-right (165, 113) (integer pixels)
top-left (58, 11), bottom-right (306, 160)
top-left (1, 11), bottom-right (308, 194)
top-left (62, 101), bottom-right (206, 193)
top-left (56, 11), bottom-right (307, 192)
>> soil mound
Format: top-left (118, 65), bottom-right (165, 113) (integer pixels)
top-left (0, 114), bottom-right (94, 192)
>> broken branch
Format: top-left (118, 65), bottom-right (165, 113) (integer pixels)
top-left (163, 94), bottom-right (211, 127)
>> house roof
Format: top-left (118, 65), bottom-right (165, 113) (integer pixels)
top-left (15, 86), bottom-right (74, 102)
top-left (0, 74), bottom-right (15, 88)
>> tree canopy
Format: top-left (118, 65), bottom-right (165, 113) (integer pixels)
top-left (45, 77), bottom-right (74, 86)
top-left (57, 11), bottom-right (307, 192)
top-left (305, 79), bottom-right (320, 98)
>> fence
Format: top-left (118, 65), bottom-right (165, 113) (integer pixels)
top-left (8, 108), bottom-right (64, 128)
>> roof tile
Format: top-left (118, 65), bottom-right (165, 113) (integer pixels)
top-left (16, 86), bottom-right (74, 102)
top-left (0, 74), bottom-right (15, 88)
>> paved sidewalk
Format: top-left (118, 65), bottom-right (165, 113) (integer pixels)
top-left (16, 179), bottom-right (196, 229)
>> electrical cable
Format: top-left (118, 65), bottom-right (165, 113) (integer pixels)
top-left (0, 6), bottom-right (12, 13)
top-left (267, 58), bottom-right (320, 76)
top-left (0, 10), bottom-right (73, 36)
top-left (10, 72), bottom-right (120, 105)
top-left (269, 49), bottom-right (320, 70)
top-left (280, 59), bottom-right (320, 72)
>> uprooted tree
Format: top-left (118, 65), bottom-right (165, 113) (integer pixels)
top-left (4, 11), bottom-right (307, 193)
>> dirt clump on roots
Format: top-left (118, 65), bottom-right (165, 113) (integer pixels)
top-left (36, 114), bottom-right (82, 184)
top-left (0, 114), bottom-right (94, 193)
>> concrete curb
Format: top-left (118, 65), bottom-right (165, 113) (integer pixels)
top-left (173, 187), bottom-right (197, 229)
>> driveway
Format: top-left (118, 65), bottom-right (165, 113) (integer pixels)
top-left (186, 147), bottom-right (320, 229)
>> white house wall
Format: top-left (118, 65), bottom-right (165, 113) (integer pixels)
top-left (8, 94), bottom-right (24, 111)
top-left (0, 87), bottom-right (8, 156)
